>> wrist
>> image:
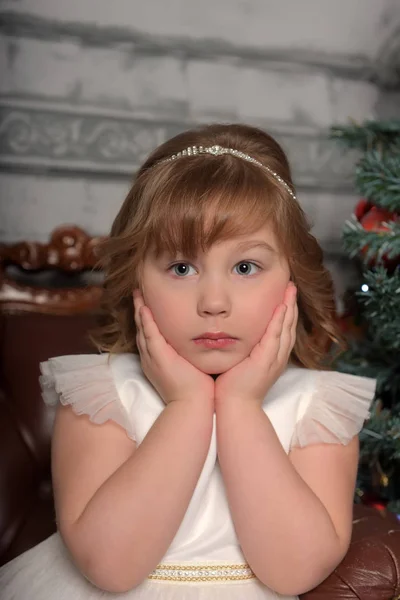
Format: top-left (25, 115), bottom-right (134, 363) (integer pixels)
top-left (215, 395), bottom-right (263, 412)
top-left (168, 395), bottom-right (214, 413)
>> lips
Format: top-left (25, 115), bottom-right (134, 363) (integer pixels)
top-left (193, 332), bottom-right (238, 349)
top-left (194, 332), bottom-right (236, 340)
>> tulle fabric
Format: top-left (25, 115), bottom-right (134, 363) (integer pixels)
top-left (0, 534), bottom-right (292, 600)
top-left (39, 354), bottom-right (376, 450)
top-left (39, 354), bottom-right (136, 442)
top-left (291, 370), bottom-right (376, 448)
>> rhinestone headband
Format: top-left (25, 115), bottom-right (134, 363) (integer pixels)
top-left (163, 144), bottom-right (297, 200)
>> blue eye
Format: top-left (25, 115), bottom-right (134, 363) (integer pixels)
top-left (170, 263), bottom-right (196, 277)
top-left (234, 262), bottom-right (260, 276)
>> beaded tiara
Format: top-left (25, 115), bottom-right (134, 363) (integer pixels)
top-left (162, 144), bottom-right (297, 200)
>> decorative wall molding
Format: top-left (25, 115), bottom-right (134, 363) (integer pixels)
top-left (0, 99), bottom-right (360, 189)
top-left (0, 10), bottom-right (385, 84)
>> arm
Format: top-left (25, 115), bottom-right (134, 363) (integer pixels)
top-left (53, 396), bottom-right (214, 593)
top-left (216, 399), bottom-right (358, 596)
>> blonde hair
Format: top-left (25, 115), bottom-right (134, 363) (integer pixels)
top-left (90, 123), bottom-right (345, 369)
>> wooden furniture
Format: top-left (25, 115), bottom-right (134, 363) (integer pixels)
top-left (0, 225), bottom-right (105, 315)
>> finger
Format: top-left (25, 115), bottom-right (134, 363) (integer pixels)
top-left (136, 329), bottom-right (148, 360)
top-left (133, 290), bottom-right (144, 330)
top-left (264, 303), bottom-right (287, 343)
top-left (133, 291), bottom-right (150, 359)
top-left (259, 282), bottom-right (294, 342)
top-left (136, 312), bottom-right (149, 360)
top-left (278, 285), bottom-right (297, 362)
top-left (257, 303), bottom-right (287, 362)
top-left (290, 301), bottom-right (298, 350)
top-left (139, 305), bottom-right (168, 359)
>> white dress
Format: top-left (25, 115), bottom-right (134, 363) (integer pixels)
top-left (0, 353), bottom-right (376, 600)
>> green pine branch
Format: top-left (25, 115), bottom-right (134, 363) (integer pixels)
top-left (334, 341), bottom-right (399, 409)
top-left (342, 216), bottom-right (400, 262)
top-left (334, 342), bottom-right (395, 374)
top-left (356, 267), bottom-right (400, 351)
top-left (355, 150), bottom-right (400, 212)
top-left (359, 401), bottom-right (400, 463)
top-left (330, 120), bottom-right (400, 153)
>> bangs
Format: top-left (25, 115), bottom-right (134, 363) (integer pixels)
top-left (141, 156), bottom-right (281, 258)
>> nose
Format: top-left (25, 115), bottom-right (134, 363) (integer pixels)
top-left (197, 277), bottom-right (231, 317)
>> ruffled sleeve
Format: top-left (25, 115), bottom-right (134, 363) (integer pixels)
top-left (291, 370), bottom-right (376, 448)
top-left (39, 354), bottom-right (136, 442)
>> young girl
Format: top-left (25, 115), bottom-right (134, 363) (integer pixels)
top-left (0, 123), bottom-right (376, 599)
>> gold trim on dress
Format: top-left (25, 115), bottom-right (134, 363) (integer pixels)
top-left (148, 562), bottom-right (256, 582)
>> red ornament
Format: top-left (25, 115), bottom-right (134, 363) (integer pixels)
top-left (356, 203), bottom-right (399, 268)
top-left (360, 490), bottom-right (388, 513)
top-left (359, 206), bottom-right (397, 232)
top-left (354, 198), bottom-right (373, 221)
top-left (368, 501), bottom-right (388, 514)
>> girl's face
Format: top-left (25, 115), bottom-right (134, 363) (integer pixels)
top-left (139, 223), bottom-right (291, 375)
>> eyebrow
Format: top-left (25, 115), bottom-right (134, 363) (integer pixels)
top-left (235, 240), bottom-right (277, 254)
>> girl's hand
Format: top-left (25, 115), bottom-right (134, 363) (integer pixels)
top-left (133, 290), bottom-right (215, 407)
top-left (215, 282), bottom-right (298, 408)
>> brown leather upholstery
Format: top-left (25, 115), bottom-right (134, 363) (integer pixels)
top-left (0, 226), bottom-right (101, 565)
top-left (0, 311), bottom-right (97, 566)
top-left (301, 505), bottom-right (400, 599)
top-left (1, 227), bottom-right (400, 599)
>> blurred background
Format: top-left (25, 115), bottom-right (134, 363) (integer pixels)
top-left (0, 0), bottom-right (399, 254)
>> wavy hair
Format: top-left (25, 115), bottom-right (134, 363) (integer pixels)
top-left (90, 123), bottom-right (345, 369)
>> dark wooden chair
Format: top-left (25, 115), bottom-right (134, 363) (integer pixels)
top-left (0, 225), bottom-right (105, 315)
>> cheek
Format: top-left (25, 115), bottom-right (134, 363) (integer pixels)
top-left (243, 279), bottom-right (288, 341)
top-left (142, 284), bottom-right (187, 341)
top-left (248, 297), bottom-right (275, 333)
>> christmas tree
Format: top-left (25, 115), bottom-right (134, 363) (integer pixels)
top-left (330, 120), bottom-right (400, 514)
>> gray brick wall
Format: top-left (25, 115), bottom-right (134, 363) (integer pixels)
top-left (1, 0), bottom-right (400, 257)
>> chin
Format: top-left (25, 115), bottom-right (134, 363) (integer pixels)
top-left (190, 352), bottom-right (244, 375)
